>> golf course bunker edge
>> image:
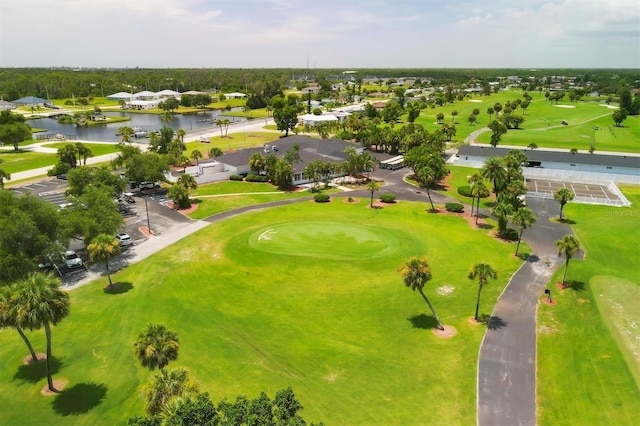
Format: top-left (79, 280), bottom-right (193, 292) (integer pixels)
top-left (248, 221), bottom-right (408, 260)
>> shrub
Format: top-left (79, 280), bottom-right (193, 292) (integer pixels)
top-left (379, 193), bottom-right (396, 203)
top-left (314, 193), bottom-right (330, 203)
top-left (445, 202), bottom-right (464, 213)
top-left (457, 185), bottom-right (472, 197)
top-left (229, 174), bottom-right (244, 181)
top-left (245, 173), bottom-right (269, 182)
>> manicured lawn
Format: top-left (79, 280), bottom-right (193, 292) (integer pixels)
top-left (436, 165), bottom-right (495, 208)
top-left (193, 181), bottom-right (282, 196)
top-left (537, 185), bottom-right (640, 425)
top-left (184, 131), bottom-right (280, 158)
top-left (44, 142), bottom-right (120, 157)
top-left (0, 150), bottom-right (57, 174)
top-left (188, 190), bottom-right (314, 219)
top-left (0, 200), bottom-right (524, 425)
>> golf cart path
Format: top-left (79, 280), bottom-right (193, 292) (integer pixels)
top-left (477, 197), bottom-right (576, 426)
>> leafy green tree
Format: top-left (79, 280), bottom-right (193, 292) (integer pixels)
top-left (436, 112), bottom-right (445, 124)
top-left (486, 107), bottom-right (494, 123)
top-left (511, 207), bottom-right (536, 256)
top-left (527, 143), bottom-right (538, 150)
top-left (0, 191), bottom-right (64, 285)
top-left (273, 158), bottom-right (294, 189)
top-left (492, 202), bottom-right (513, 236)
top-left (273, 387), bottom-right (304, 423)
top-left (273, 105), bottom-right (298, 136)
top-left (0, 110), bottom-right (32, 150)
top-left (468, 263), bottom-right (498, 321)
top-left (75, 142), bottom-right (93, 165)
top-left (0, 285), bottom-right (39, 363)
top-left (381, 101), bottom-right (403, 123)
top-left (451, 110), bottom-right (458, 123)
top-left (87, 234), bottom-right (121, 288)
top-left (57, 144), bottom-right (78, 168)
top-left (367, 180), bottom-right (379, 207)
top-left (13, 272), bottom-right (70, 392)
top-left (0, 159), bottom-right (10, 189)
top-left (399, 257), bottom-right (444, 330)
top-left (612, 108), bottom-right (628, 127)
top-left (143, 368), bottom-right (199, 416)
top-left (488, 120), bottom-right (507, 147)
top-left (467, 114), bottom-right (477, 125)
top-left (283, 143), bottom-right (301, 165)
top-left (249, 152), bottom-right (266, 175)
top-left (134, 323), bottom-right (180, 371)
top-left (162, 392), bottom-right (217, 426)
top-left (555, 235), bottom-right (581, 286)
top-left (303, 160), bottom-right (323, 190)
top-left (553, 188), bottom-right (575, 220)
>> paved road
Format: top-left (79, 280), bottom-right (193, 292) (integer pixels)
top-left (477, 197), bottom-right (577, 426)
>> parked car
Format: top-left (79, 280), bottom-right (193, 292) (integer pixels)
top-left (64, 250), bottom-right (83, 269)
top-left (115, 232), bottom-right (133, 247)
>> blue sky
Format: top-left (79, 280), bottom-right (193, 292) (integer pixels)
top-left (1, 0), bottom-right (638, 68)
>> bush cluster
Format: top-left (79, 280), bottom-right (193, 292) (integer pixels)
top-left (445, 202), bottom-right (464, 213)
top-left (313, 193), bottom-right (330, 203)
top-left (229, 174), bottom-right (244, 181)
top-left (245, 174), bottom-right (269, 182)
top-left (457, 185), bottom-right (472, 197)
top-left (379, 193), bottom-right (396, 203)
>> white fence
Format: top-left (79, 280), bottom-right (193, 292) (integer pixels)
top-left (522, 168), bottom-right (640, 184)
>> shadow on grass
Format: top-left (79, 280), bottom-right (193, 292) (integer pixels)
top-left (559, 218), bottom-right (577, 225)
top-left (52, 382), bottom-right (107, 416)
top-left (103, 282), bottom-right (134, 295)
top-left (408, 314), bottom-right (439, 330)
top-left (478, 314), bottom-right (508, 330)
top-left (13, 356), bottom-right (62, 383)
top-left (562, 280), bottom-right (586, 291)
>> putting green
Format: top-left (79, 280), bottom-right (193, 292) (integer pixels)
top-left (248, 221), bottom-right (408, 260)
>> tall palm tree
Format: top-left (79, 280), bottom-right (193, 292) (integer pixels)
top-left (473, 181), bottom-right (490, 225)
top-left (176, 129), bottom-right (186, 144)
top-left (555, 235), bottom-right (581, 286)
top-left (75, 143), bottom-right (93, 165)
top-left (134, 323), bottom-right (180, 371)
top-left (480, 156), bottom-right (506, 196)
top-left (417, 165), bottom-right (438, 211)
top-left (367, 180), bottom-right (379, 208)
top-left (0, 285), bottom-right (39, 362)
top-left (468, 263), bottom-right (498, 321)
top-left (118, 126), bottom-right (135, 144)
top-left (399, 257), bottom-right (444, 330)
top-left (553, 188), bottom-right (575, 220)
top-left (468, 173), bottom-right (483, 215)
top-left (143, 367), bottom-right (199, 416)
top-left (177, 173), bottom-right (198, 192)
top-left (13, 273), bottom-right (70, 392)
top-left (511, 207), bottom-right (537, 256)
top-left (87, 234), bottom-right (121, 287)
top-left (190, 149), bottom-right (202, 166)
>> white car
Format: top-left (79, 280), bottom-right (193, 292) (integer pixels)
top-left (64, 250), bottom-right (83, 269)
top-left (115, 233), bottom-right (133, 247)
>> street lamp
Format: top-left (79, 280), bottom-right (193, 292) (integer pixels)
top-left (144, 195), bottom-right (151, 235)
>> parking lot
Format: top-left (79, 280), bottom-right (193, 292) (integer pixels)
top-left (10, 177), bottom-right (193, 285)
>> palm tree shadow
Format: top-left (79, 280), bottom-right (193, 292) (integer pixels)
top-left (565, 280), bottom-right (585, 291)
top-left (103, 281), bottom-right (134, 295)
top-left (408, 314), bottom-right (439, 330)
top-left (52, 382), bottom-right (108, 416)
top-left (479, 314), bottom-right (508, 330)
top-left (13, 356), bottom-right (62, 383)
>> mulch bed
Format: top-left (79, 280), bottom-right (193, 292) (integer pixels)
top-left (23, 353), bottom-right (46, 365)
top-left (40, 380), bottom-right (68, 396)
top-left (433, 325), bottom-right (458, 339)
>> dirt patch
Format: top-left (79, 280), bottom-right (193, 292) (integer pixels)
top-left (23, 353), bottom-right (47, 365)
top-left (540, 296), bottom-right (557, 306)
top-left (172, 202), bottom-right (198, 215)
top-left (468, 317), bottom-right (484, 325)
top-left (41, 379), bottom-right (68, 396)
top-left (538, 325), bottom-right (559, 335)
top-left (433, 325), bottom-right (457, 339)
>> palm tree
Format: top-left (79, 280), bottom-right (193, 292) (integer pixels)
top-left (417, 165), bottom-right (438, 211)
top-left (555, 235), bottom-right (581, 286)
top-left (75, 143), bottom-right (93, 165)
top-left (399, 257), bottom-right (444, 330)
top-left (143, 367), bottom-right (199, 416)
top-left (208, 147), bottom-right (223, 158)
top-left (511, 207), bottom-right (537, 256)
top-left (481, 156), bottom-right (506, 196)
top-left (468, 263), bottom-right (498, 321)
top-left (473, 181), bottom-right (490, 225)
top-left (486, 107), bottom-right (494, 123)
top-left (118, 126), bottom-right (135, 144)
top-left (367, 180), bottom-right (379, 207)
top-left (492, 202), bottom-right (513, 236)
top-left (134, 323), bottom-right (180, 371)
top-left (13, 273), bottom-right (70, 392)
top-left (177, 174), bottom-right (197, 192)
top-left (468, 173), bottom-right (483, 216)
top-left (176, 129), bottom-right (186, 144)
top-left (190, 149), bottom-right (202, 166)
top-left (87, 234), bottom-right (121, 288)
top-left (0, 285), bottom-right (39, 362)
top-left (249, 152), bottom-right (266, 175)
top-left (554, 188), bottom-right (575, 220)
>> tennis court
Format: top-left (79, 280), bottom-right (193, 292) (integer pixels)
top-left (525, 178), bottom-right (629, 206)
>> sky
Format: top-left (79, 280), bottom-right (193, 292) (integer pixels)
top-left (1, 0), bottom-right (639, 69)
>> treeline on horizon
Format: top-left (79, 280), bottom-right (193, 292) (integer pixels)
top-left (1, 67), bottom-right (638, 102)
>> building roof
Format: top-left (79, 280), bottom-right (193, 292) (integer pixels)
top-left (133, 90), bottom-right (157, 98)
top-left (458, 145), bottom-right (640, 169)
top-left (156, 89), bottom-right (181, 96)
top-left (106, 92), bottom-right (134, 99)
top-left (224, 92), bottom-right (247, 97)
top-left (12, 96), bottom-right (49, 105)
top-left (215, 135), bottom-right (361, 173)
top-left (299, 113), bottom-right (339, 122)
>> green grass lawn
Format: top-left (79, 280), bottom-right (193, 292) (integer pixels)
top-left (184, 131), bottom-right (280, 158)
top-left (188, 190), bottom-right (314, 219)
top-left (537, 185), bottom-right (640, 425)
top-left (44, 142), bottom-right (120, 157)
top-left (0, 200), bottom-right (525, 425)
top-left (0, 150), bottom-right (57, 174)
top-left (436, 165), bottom-right (495, 208)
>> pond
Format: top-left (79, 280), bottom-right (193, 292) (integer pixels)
top-left (28, 110), bottom-right (246, 142)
